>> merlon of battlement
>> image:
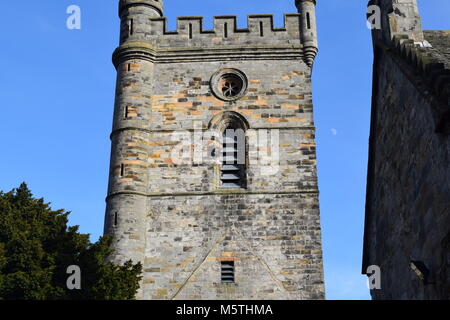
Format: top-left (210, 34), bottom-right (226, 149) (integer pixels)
top-left (142, 14), bottom-right (303, 48)
top-left (155, 14), bottom-right (298, 34)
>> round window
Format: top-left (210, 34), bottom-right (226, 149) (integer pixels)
top-left (211, 69), bottom-right (248, 101)
top-left (219, 74), bottom-right (243, 98)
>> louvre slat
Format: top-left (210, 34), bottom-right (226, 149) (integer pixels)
top-left (223, 157), bottom-right (237, 164)
top-left (222, 174), bottom-right (240, 180)
top-left (222, 182), bottom-right (241, 188)
top-left (222, 165), bottom-right (240, 171)
top-left (222, 147), bottom-right (237, 153)
top-left (223, 137), bottom-right (237, 144)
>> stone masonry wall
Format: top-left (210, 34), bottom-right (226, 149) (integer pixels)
top-left (108, 58), bottom-right (325, 300)
top-left (105, 0), bottom-right (324, 300)
top-left (146, 60), bottom-right (317, 194)
top-left (144, 193), bottom-right (322, 300)
top-left (365, 49), bottom-right (450, 299)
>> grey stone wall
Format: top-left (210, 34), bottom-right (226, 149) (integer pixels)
top-left (146, 60), bottom-right (317, 194)
top-left (105, 0), bottom-right (324, 300)
top-left (144, 193), bottom-right (323, 300)
top-left (364, 48), bottom-right (450, 299)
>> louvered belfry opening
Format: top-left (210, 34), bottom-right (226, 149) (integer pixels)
top-left (221, 261), bottom-right (235, 283)
top-left (221, 127), bottom-right (245, 188)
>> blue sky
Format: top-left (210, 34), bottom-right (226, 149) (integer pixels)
top-left (0, 0), bottom-right (448, 300)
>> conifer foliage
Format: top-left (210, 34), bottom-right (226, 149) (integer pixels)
top-left (0, 183), bottom-right (142, 300)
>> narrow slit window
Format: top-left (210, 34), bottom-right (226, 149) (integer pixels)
top-left (259, 21), bottom-right (264, 37)
top-left (306, 13), bottom-right (311, 29)
top-left (124, 105), bottom-right (137, 119)
top-left (120, 163), bottom-right (125, 177)
top-left (129, 19), bottom-right (134, 35)
top-left (189, 23), bottom-right (193, 39)
top-left (224, 23), bottom-right (228, 38)
top-left (221, 127), bottom-right (245, 189)
top-left (114, 212), bottom-right (118, 227)
top-left (127, 63), bottom-right (131, 72)
top-left (221, 261), bottom-right (235, 283)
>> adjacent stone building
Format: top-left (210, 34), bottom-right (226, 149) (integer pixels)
top-left (363, 0), bottom-right (450, 299)
top-left (104, 0), bottom-right (324, 300)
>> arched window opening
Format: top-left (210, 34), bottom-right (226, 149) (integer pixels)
top-left (209, 111), bottom-right (249, 190)
top-left (221, 126), bottom-right (246, 189)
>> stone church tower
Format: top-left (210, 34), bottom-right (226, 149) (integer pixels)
top-left (363, 0), bottom-right (450, 299)
top-left (104, 0), bottom-right (324, 300)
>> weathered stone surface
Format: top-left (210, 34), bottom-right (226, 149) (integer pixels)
top-left (105, 0), bottom-right (324, 300)
top-left (364, 0), bottom-right (450, 300)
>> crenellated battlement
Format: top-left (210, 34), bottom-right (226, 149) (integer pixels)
top-left (117, 0), bottom-right (318, 66)
top-left (117, 1), bottom-right (318, 66)
top-left (137, 14), bottom-right (303, 48)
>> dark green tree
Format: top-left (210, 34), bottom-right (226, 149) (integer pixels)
top-left (0, 183), bottom-right (142, 300)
